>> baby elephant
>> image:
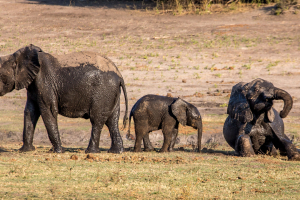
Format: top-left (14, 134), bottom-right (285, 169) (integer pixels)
top-left (223, 78), bottom-right (300, 160)
top-left (127, 95), bottom-right (202, 152)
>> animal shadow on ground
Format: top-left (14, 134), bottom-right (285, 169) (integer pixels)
top-left (25, 0), bottom-right (155, 9)
top-left (201, 148), bottom-right (236, 156)
top-left (0, 147), bottom-right (9, 152)
top-left (45, 147), bottom-right (89, 153)
top-left (260, 5), bottom-right (277, 13)
top-left (125, 147), bottom-right (236, 156)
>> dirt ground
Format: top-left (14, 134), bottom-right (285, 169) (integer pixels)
top-left (0, 0), bottom-right (300, 151)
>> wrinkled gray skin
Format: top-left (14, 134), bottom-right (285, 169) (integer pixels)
top-left (127, 95), bottom-right (202, 152)
top-left (223, 78), bottom-right (300, 161)
top-left (0, 45), bottom-right (128, 153)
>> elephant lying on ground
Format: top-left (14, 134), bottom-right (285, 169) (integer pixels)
top-left (127, 95), bottom-right (202, 152)
top-left (223, 78), bottom-right (300, 160)
top-left (0, 44), bottom-right (128, 153)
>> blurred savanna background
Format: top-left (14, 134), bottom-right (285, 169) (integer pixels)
top-left (0, 0), bottom-right (300, 198)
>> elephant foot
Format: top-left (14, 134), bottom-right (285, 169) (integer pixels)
top-left (288, 154), bottom-right (300, 161)
top-left (159, 149), bottom-right (168, 153)
top-left (268, 146), bottom-right (278, 156)
top-left (19, 144), bottom-right (35, 152)
top-left (85, 147), bottom-right (101, 154)
top-left (133, 147), bottom-right (142, 152)
top-left (144, 147), bottom-right (154, 152)
top-left (239, 151), bottom-right (255, 157)
top-left (236, 135), bottom-right (255, 157)
top-left (108, 146), bottom-right (124, 154)
top-left (49, 146), bottom-right (65, 153)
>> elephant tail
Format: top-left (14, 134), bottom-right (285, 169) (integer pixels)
top-left (126, 109), bottom-right (133, 139)
top-left (120, 79), bottom-right (128, 131)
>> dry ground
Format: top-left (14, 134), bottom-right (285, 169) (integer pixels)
top-left (0, 0), bottom-right (300, 198)
top-left (1, 0), bottom-right (300, 149)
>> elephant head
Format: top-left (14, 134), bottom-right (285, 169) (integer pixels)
top-left (227, 78), bottom-right (293, 123)
top-left (171, 98), bottom-right (203, 151)
top-left (0, 44), bottom-right (43, 96)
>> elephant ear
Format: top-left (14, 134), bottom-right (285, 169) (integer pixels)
top-left (14, 45), bottom-right (43, 90)
top-left (171, 98), bottom-right (187, 126)
top-left (227, 82), bottom-right (253, 123)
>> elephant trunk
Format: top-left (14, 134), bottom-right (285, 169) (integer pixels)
top-left (273, 87), bottom-right (293, 118)
top-left (197, 118), bottom-right (203, 153)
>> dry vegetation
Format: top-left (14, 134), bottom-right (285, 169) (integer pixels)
top-left (1, 0), bottom-right (300, 198)
top-left (0, 145), bottom-right (300, 199)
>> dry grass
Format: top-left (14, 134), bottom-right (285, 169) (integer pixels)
top-left (0, 144), bottom-right (299, 199)
top-left (0, 2), bottom-right (300, 198)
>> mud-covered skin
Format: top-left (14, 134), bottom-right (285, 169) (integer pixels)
top-left (223, 78), bottom-right (300, 161)
top-left (127, 95), bottom-right (202, 153)
top-left (0, 44), bottom-right (128, 153)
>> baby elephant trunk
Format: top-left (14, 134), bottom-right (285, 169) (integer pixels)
top-left (273, 87), bottom-right (293, 118)
top-left (197, 118), bottom-right (203, 153)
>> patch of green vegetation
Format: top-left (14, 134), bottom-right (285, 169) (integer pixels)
top-left (266, 61), bottom-right (280, 71)
top-left (242, 63), bottom-right (252, 70)
top-left (219, 103), bottom-right (228, 107)
top-left (215, 73), bottom-right (222, 78)
top-left (193, 73), bottom-right (201, 79)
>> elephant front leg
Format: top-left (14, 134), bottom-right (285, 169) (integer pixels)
top-left (160, 130), bottom-right (172, 153)
top-left (19, 100), bottom-right (40, 152)
top-left (40, 108), bottom-right (64, 153)
top-left (168, 129), bottom-right (178, 152)
top-left (234, 124), bottom-right (255, 157)
top-left (143, 133), bottom-right (154, 152)
top-left (236, 135), bottom-right (255, 157)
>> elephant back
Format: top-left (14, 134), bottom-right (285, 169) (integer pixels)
top-left (0, 55), bottom-right (13, 66)
top-left (54, 52), bottom-right (122, 78)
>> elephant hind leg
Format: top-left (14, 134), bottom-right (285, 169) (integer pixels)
top-left (272, 134), bottom-right (300, 161)
top-left (105, 108), bottom-right (124, 154)
top-left (259, 144), bottom-right (278, 156)
top-left (133, 120), bottom-right (149, 152)
top-left (86, 121), bottom-right (104, 154)
top-left (236, 135), bottom-right (255, 157)
top-left (133, 134), bottom-right (143, 152)
top-left (143, 133), bottom-right (154, 152)
top-left (168, 129), bottom-right (178, 152)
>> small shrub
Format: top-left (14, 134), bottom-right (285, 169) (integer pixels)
top-left (276, 0), bottom-right (298, 10)
top-left (274, 0), bottom-right (298, 14)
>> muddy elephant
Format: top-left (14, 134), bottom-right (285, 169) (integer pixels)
top-left (0, 44), bottom-right (128, 153)
top-left (223, 78), bottom-right (300, 160)
top-left (127, 95), bottom-right (202, 152)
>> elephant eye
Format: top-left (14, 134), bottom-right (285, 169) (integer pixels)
top-left (2, 77), bottom-right (8, 85)
top-left (0, 74), bottom-right (9, 85)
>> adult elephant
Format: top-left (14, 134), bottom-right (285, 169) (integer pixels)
top-left (223, 78), bottom-right (300, 161)
top-left (0, 44), bottom-right (128, 153)
top-left (127, 95), bottom-right (202, 152)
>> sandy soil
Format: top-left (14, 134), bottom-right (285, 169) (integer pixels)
top-left (0, 0), bottom-right (300, 150)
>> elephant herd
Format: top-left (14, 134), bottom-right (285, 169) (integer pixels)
top-left (0, 45), bottom-right (299, 161)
